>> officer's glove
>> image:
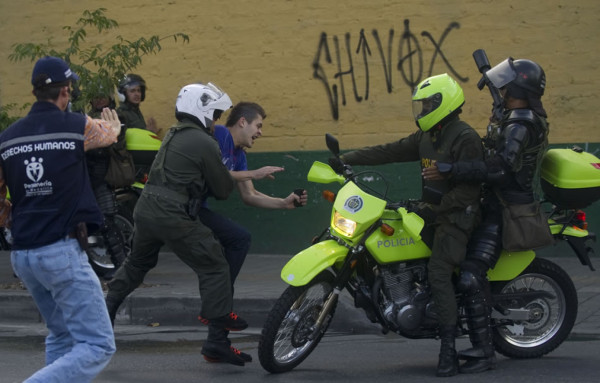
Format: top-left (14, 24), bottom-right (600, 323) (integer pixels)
top-left (435, 162), bottom-right (453, 174)
top-left (328, 156), bottom-right (345, 175)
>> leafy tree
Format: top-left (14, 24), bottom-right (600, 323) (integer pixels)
top-left (1, 8), bottom-right (189, 129)
top-left (0, 103), bottom-right (29, 131)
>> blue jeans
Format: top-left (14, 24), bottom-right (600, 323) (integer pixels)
top-left (197, 207), bottom-right (251, 286)
top-left (11, 237), bottom-right (116, 383)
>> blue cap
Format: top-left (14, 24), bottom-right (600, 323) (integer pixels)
top-left (31, 56), bottom-right (79, 87)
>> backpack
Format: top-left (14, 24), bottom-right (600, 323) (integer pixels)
top-left (104, 139), bottom-right (136, 188)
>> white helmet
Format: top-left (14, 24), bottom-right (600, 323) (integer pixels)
top-left (175, 82), bottom-right (232, 128)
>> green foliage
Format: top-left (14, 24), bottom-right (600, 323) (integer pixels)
top-left (0, 103), bottom-right (29, 132)
top-left (6, 8), bottom-right (189, 113)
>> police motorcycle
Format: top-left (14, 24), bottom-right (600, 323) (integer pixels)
top-left (257, 130), bottom-right (599, 373)
top-left (86, 127), bottom-right (161, 278)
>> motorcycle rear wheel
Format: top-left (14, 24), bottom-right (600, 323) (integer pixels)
top-left (491, 257), bottom-right (577, 358)
top-left (86, 212), bottom-right (134, 279)
top-left (258, 270), bottom-right (336, 373)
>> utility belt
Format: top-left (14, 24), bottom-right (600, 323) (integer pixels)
top-left (144, 183), bottom-right (189, 204)
top-left (144, 183), bottom-right (201, 219)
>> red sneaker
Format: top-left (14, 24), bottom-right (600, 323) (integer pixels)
top-left (203, 346), bottom-right (252, 363)
top-left (201, 342), bottom-right (245, 366)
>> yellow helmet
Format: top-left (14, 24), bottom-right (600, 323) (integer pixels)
top-left (412, 74), bottom-right (465, 132)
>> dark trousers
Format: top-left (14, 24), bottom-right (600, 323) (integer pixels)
top-left (197, 208), bottom-right (251, 287)
top-left (107, 206), bottom-right (233, 319)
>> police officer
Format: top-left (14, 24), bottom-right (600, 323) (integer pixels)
top-left (117, 73), bottom-right (160, 134)
top-left (331, 74), bottom-right (483, 377)
top-left (0, 56), bottom-right (121, 381)
top-left (424, 58), bottom-right (549, 373)
top-left (105, 82), bottom-right (250, 366)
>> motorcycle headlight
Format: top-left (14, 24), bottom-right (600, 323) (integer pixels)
top-left (333, 211), bottom-right (357, 237)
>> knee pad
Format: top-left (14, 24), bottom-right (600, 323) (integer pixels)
top-left (456, 269), bottom-right (486, 295)
top-left (466, 222), bottom-right (502, 269)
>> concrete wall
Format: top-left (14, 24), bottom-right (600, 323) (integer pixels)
top-left (1, 0), bottom-right (599, 149)
top-left (1, 1), bottom-right (599, 255)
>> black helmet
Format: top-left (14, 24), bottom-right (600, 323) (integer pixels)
top-left (512, 59), bottom-right (546, 96)
top-left (117, 74), bottom-right (146, 102)
top-left (487, 57), bottom-right (546, 116)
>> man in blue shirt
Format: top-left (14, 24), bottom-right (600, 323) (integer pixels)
top-left (199, 102), bottom-right (307, 287)
top-left (197, 102), bottom-right (307, 363)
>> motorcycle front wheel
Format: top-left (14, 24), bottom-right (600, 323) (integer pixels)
top-left (258, 270), bottom-right (336, 373)
top-left (491, 257), bottom-right (577, 358)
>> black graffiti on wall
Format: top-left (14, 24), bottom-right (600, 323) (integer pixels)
top-left (312, 20), bottom-right (468, 120)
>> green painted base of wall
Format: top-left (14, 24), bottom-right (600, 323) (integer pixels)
top-left (210, 143), bottom-right (600, 259)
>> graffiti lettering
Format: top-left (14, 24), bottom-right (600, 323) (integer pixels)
top-left (312, 20), bottom-right (468, 120)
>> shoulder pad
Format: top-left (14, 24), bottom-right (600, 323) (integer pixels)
top-left (505, 109), bottom-right (542, 126)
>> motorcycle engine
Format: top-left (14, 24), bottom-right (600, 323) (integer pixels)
top-left (379, 262), bottom-right (433, 331)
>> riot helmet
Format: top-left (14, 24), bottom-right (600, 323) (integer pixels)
top-left (486, 58), bottom-right (546, 116)
top-left (412, 73), bottom-right (465, 132)
top-left (175, 82), bottom-right (233, 129)
top-left (117, 74), bottom-right (147, 103)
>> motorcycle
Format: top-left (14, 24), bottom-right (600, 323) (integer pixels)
top-left (257, 133), bottom-right (598, 373)
top-left (84, 127), bottom-right (161, 278)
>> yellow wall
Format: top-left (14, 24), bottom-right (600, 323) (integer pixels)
top-left (1, 0), bottom-right (599, 151)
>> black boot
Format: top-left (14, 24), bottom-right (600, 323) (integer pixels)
top-left (105, 296), bottom-right (123, 328)
top-left (458, 290), bottom-right (496, 373)
top-left (458, 327), bottom-right (496, 373)
top-left (203, 329), bottom-right (252, 363)
top-left (436, 325), bottom-right (458, 377)
top-left (457, 263), bottom-right (497, 374)
top-left (201, 324), bottom-right (246, 366)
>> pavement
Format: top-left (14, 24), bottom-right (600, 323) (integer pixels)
top-left (1, 249), bottom-right (600, 336)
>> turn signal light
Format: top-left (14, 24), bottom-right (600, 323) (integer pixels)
top-left (322, 190), bottom-right (336, 203)
top-left (575, 210), bottom-right (588, 230)
top-left (380, 223), bottom-right (395, 236)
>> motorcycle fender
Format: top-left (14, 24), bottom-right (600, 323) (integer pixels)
top-left (281, 240), bottom-right (349, 287)
top-left (487, 250), bottom-right (536, 281)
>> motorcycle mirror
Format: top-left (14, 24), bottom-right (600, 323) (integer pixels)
top-left (325, 133), bottom-right (340, 156)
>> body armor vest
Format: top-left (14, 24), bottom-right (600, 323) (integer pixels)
top-left (494, 109), bottom-right (549, 193)
top-left (419, 119), bottom-right (474, 204)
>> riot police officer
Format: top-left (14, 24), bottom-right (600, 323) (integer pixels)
top-left (424, 58), bottom-right (550, 373)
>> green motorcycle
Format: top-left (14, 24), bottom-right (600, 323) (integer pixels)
top-left (258, 134), bottom-right (598, 373)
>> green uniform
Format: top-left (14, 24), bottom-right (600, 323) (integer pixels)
top-left (117, 101), bottom-right (147, 129)
top-left (342, 116), bottom-right (483, 326)
top-left (107, 119), bottom-right (235, 319)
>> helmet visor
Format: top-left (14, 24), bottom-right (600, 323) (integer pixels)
top-left (206, 82), bottom-right (225, 98)
top-left (486, 58), bottom-right (517, 89)
top-left (412, 93), bottom-right (442, 120)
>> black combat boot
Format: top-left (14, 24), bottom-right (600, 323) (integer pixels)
top-left (105, 296), bottom-right (123, 328)
top-left (436, 325), bottom-right (458, 377)
top-left (458, 326), bottom-right (496, 373)
top-left (201, 322), bottom-right (246, 366)
top-left (458, 290), bottom-right (496, 373)
top-left (457, 262), bottom-right (497, 374)
top-left (203, 329), bottom-right (252, 363)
